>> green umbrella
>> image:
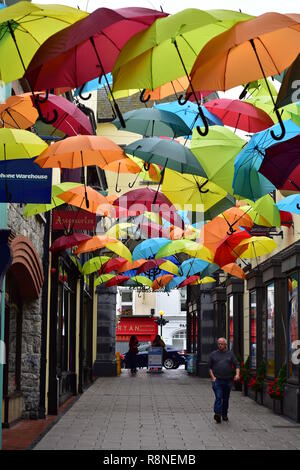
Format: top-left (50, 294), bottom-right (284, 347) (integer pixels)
top-left (155, 240), bottom-right (213, 261)
top-left (191, 126), bottom-right (245, 194)
top-left (82, 256), bottom-right (111, 275)
top-left (125, 276), bottom-right (153, 288)
top-left (113, 108), bottom-right (192, 138)
top-left (241, 195), bottom-right (281, 228)
top-left (94, 274), bottom-right (115, 288)
top-left (125, 137), bottom-right (207, 177)
top-left (24, 182), bottom-right (82, 217)
top-left (113, 8), bottom-right (252, 92)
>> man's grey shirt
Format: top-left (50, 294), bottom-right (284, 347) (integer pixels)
top-left (208, 349), bottom-right (240, 380)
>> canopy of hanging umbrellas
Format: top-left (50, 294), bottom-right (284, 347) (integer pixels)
top-left (3, 2), bottom-right (300, 292)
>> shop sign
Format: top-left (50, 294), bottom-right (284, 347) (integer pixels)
top-left (0, 158), bottom-right (52, 203)
top-left (53, 209), bottom-right (96, 231)
top-left (116, 317), bottom-right (158, 342)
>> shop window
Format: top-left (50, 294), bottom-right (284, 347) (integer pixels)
top-left (228, 295), bottom-right (234, 351)
top-left (121, 291), bottom-right (133, 303)
top-left (266, 282), bottom-right (275, 377)
top-left (288, 273), bottom-right (299, 379)
top-left (249, 291), bottom-right (257, 370)
top-left (121, 305), bottom-right (133, 316)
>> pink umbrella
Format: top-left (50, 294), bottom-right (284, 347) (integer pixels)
top-left (31, 93), bottom-right (93, 136)
top-left (204, 98), bottom-right (274, 133)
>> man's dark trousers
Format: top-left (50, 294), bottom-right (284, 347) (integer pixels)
top-left (212, 378), bottom-right (232, 416)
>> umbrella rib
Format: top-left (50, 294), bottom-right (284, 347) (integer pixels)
top-left (256, 37), bottom-right (281, 77)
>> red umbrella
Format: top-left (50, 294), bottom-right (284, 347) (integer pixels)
top-left (139, 222), bottom-right (170, 239)
top-left (31, 93), bottom-right (93, 136)
top-left (214, 231), bottom-right (251, 267)
top-left (105, 275), bottom-right (130, 287)
top-left (101, 257), bottom-right (127, 273)
top-left (137, 259), bottom-right (164, 274)
top-left (113, 188), bottom-right (184, 228)
top-left (204, 99), bottom-right (274, 133)
top-left (279, 210), bottom-right (293, 229)
top-left (24, 7), bottom-right (167, 125)
top-left (50, 233), bottom-right (92, 252)
top-left (178, 275), bottom-right (200, 288)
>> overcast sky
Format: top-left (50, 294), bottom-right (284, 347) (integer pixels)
top-left (34, 0), bottom-right (300, 15)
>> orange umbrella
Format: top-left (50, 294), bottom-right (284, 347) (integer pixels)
top-left (189, 12), bottom-right (300, 140)
top-left (75, 235), bottom-right (132, 261)
top-left (222, 263), bottom-right (246, 280)
top-left (117, 259), bottom-right (146, 273)
top-left (58, 186), bottom-right (113, 215)
top-left (218, 207), bottom-right (254, 232)
top-left (152, 274), bottom-right (174, 291)
top-left (143, 76), bottom-right (189, 101)
top-left (0, 94), bottom-right (38, 129)
top-left (104, 158), bottom-right (142, 193)
top-left (34, 135), bottom-right (125, 169)
top-left (202, 217), bottom-right (234, 253)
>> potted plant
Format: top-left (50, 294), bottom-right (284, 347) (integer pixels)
top-left (267, 364), bottom-right (286, 415)
top-left (248, 360), bottom-right (265, 404)
top-left (240, 356), bottom-right (251, 396)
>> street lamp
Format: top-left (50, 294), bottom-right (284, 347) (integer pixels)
top-left (155, 310), bottom-right (169, 337)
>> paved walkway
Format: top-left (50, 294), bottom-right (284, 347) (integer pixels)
top-left (34, 369), bottom-right (300, 450)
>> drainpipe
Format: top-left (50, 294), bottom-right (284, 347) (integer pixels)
top-left (39, 212), bottom-right (50, 419)
top-left (78, 275), bottom-right (84, 394)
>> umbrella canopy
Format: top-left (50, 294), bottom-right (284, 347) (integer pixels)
top-left (50, 233), bottom-right (92, 253)
top-left (178, 275), bottom-right (201, 288)
top-left (235, 236), bottom-right (277, 259)
top-left (75, 235), bottom-right (132, 260)
top-left (233, 119), bottom-right (300, 201)
top-left (0, 1), bottom-right (87, 83)
top-left (155, 101), bottom-right (222, 130)
top-left (139, 221), bottom-right (169, 239)
top-left (25, 7), bottom-right (167, 90)
top-left (259, 134), bottom-right (300, 192)
top-left (101, 257), bottom-right (127, 274)
top-left (105, 275), bottom-right (130, 287)
top-left (222, 263), bottom-right (246, 280)
top-left (214, 231), bottom-right (251, 267)
top-left (159, 260), bottom-right (179, 275)
top-left (112, 8), bottom-right (252, 92)
top-left (276, 194), bottom-right (300, 215)
top-left (204, 194), bottom-right (236, 221)
top-left (125, 137), bottom-right (207, 177)
top-left (189, 12), bottom-right (300, 140)
top-left (190, 126), bottom-right (245, 195)
top-left (0, 127), bottom-right (47, 160)
top-left (82, 256), bottom-right (111, 275)
top-left (132, 238), bottom-right (170, 260)
top-left (202, 217), bottom-right (244, 253)
top-left (276, 53), bottom-right (300, 108)
top-left (218, 207), bottom-right (254, 232)
top-left (162, 169), bottom-right (228, 212)
top-left (58, 186), bottom-right (112, 215)
top-left (113, 108), bottom-right (192, 138)
top-left (137, 259), bottom-right (164, 274)
top-left (178, 258), bottom-right (210, 277)
top-left (24, 182), bottom-right (83, 217)
top-left (118, 260), bottom-right (146, 274)
top-left (152, 274), bottom-right (174, 291)
top-left (204, 99), bottom-right (274, 133)
top-left (94, 274), bottom-right (115, 288)
top-left (31, 93), bottom-right (93, 136)
top-left (34, 135), bottom-right (125, 169)
top-left (155, 240), bottom-right (213, 262)
top-left (191, 276), bottom-right (216, 285)
top-left (244, 195), bottom-right (281, 227)
top-left (113, 188), bottom-right (184, 228)
top-left (0, 94), bottom-right (38, 129)
top-left (125, 276), bottom-right (153, 288)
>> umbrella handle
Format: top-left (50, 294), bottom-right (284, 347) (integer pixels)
top-left (143, 162), bottom-right (151, 171)
top-left (35, 89), bottom-right (49, 103)
top-left (239, 83), bottom-right (250, 100)
top-left (78, 83), bottom-right (92, 101)
top-left (196, 106), bottom-right (209, 137)
top-left (34, 98), bottom-right (58, 125)
top-left (198, 180), bottom-right (209, 194)
top-left (178, 92), bottom-right (192, 106)
top-left (270, 108), bottom-right (286, 141)
top-left (140, 89), bottom-right (151, 103)
top-left (114, 102), bottom-right (126, 129)
top-left (226, 227), bottom-right (236, 236)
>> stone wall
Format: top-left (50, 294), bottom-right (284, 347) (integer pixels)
top-left (7, 204), bottom-right (45, 419)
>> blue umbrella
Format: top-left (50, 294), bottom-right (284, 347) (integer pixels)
top-left (276, 195), bottom-right (300, 215)
top-left (233, 119), bottom-right (300, 201)
top-left (165, 276), bottom-right (187, 291)
top-left (132, 238), bottom-right (170, 261)
top-left (179, 258), bottom-right (210, 277)
top-left (155, 101), bottom-right (222, 136)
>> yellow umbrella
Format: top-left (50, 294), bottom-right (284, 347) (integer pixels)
top-left (155, 240), bottom-right (213, 262)
top-left (159, 260), bottom-right (179, 275)
top-left (191, 276), bottom-right (216, 285)
top-left (94, 274), bottom-right (115, 288)
top-left (235, 236), bottom-right (277, 259)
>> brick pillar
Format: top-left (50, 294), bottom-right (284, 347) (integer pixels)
top-left (93, 285), bottom-right (117, 377)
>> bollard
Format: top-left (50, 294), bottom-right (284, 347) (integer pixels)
top-left (116, 352), bottom-right (121, 375)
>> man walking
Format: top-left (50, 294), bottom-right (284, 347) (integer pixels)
top-left (208, 338), bottom-right (240, 423)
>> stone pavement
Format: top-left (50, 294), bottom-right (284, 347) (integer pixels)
top-left (34, 369), bottom-right (300, 450)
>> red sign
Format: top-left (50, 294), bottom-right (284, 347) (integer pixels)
top-left (116, 316), bottom-right (158, 342)
top-left (53, 209), bottom-right (96, 231)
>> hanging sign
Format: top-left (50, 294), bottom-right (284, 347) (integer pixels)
top-left (52, 209), bottom-right (96, 231)
top-left (0, 158), bottom-right (52, 203)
